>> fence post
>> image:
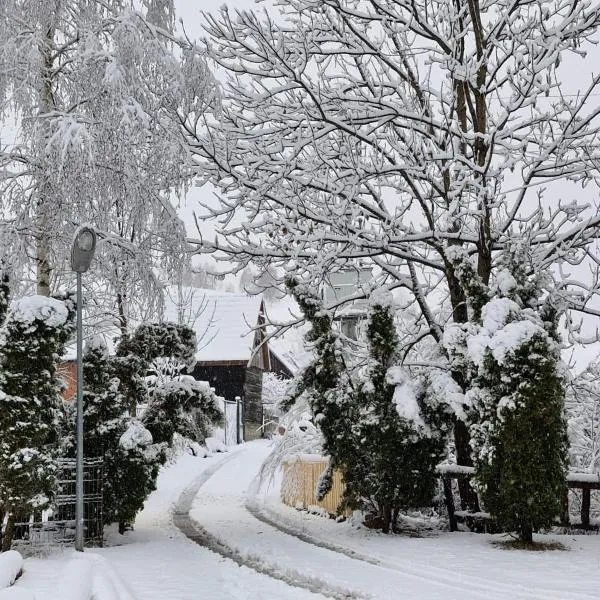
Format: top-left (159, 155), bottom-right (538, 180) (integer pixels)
top-left (582, 486), bottom-right (591, 528)
top-left (235, 396), bottom-right (242, 444)
top-left (442, 477), bottom-right (458, 532)
top-left (223, 400), bottom-right (228, 446)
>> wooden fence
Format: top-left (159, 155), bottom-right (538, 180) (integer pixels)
top-left (282, 459), bottom-right (600, 531)
top-left (281, 457), bottom-right (348, 516)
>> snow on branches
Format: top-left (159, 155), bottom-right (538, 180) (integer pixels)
top-left (0, 0), bottom-right (215, 328)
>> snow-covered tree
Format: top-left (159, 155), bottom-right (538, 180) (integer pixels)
top-left (286, 279), bottom-right (354, 469)
top-left (105, 420), bottom-right (165, 534)
top-left (186, 0), bottom-right (600, 508)
top-left (567, 363), bottom-right (600, 473)
top-left (114, 321), bottom-right (222, 450)
top-left (0, 0), bottom-right (215, 329)
top-left (81, 337), bottom-right (129, 459)
top-left (143, 377), bottom-right (223, 446)
top-left (463, 251), bottom-right (568, 542)
top-left (0, 294), bottom-right (75, 549)
top-left (0, 263), bottom-right (9, 326)
top-left (342, 290), bottom-right (444, 532)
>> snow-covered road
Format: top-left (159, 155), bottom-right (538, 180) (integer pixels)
top-left (14, 446), bottom-right (327, 600)
top-left (13, 440), bottom-right (600, 600)
top-left (190, 441), bottom-right (600, 600)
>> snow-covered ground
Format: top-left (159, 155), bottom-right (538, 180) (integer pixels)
top-left (191, 440), bottom-right (600, 600)
top-left (11, 440), bottom-right (600, 599)
top-left (12, 447), bottom-right (324, 600)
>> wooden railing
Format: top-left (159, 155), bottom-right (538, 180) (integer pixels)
top-left (439, 465), bottom-right (600, 532)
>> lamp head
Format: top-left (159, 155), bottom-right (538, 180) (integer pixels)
top-left (71, 226), bottom-right (97, 273)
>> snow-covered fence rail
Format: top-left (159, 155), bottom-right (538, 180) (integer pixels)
top-left (281, 456), bottom-right (348, 516)
top-left (438, 465), bottom-right (600, 531)
top-left (567, 473), bottom-right (600, 529)
top-left (436, 465), bottom-right (485, 532)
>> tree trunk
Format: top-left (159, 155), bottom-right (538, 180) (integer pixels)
top-left (2, 514), bottom-right (15, 552)
top-left (35, 24), bottom-right (57, 298)
top-left (381, 503), bottom-right (392, 534)
top-left (454, 419), bottom-right (480, 513)
top-left (36, 225), bottom-right (52, 297)
top-left (520, 523), bottom-right (533, 544)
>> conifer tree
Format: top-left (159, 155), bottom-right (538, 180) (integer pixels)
top-left (468, 251), bottom-right (568, 542)
top-left (82, 337), bottom-right (129, 459)
top-left (0, 294), bottom-right (75, 549)
top-left (286, 279), bottom-right (354, 483)
top-left (342, 290), bottom-right (444, 532)
top-left (0, 265), bottom-right (9, 326)
top-left (103, 423), bottom-right (165, 534)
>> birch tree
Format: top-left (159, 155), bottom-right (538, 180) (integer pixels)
top-left (0, 0), bottom-right (214, 330)
top-left (185, 0), bottom-right (600, 507)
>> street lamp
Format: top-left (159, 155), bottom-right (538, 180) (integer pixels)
top-left (70, 226), bottom-right (97, 552)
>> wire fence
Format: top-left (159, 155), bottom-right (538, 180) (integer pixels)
top-left (11, 456), bottom-right (103, 555)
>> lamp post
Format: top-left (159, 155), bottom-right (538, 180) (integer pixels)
top-left (70, 226), bottom-right (97, 552)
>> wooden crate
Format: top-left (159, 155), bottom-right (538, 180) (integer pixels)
top-left (281, 457), bottom-right (349, 516)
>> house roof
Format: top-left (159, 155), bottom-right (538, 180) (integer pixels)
top-left (163, 287), bottom-right (263, 362)
top-left (263, 296), bottom-right (312, 374)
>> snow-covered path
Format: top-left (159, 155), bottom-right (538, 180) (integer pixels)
top-left (191, 440), bottom-right (600, 600)
top-left (14, 447), bottom-right (327, 600)
top-left (12, 440), bottom-right (600, 600)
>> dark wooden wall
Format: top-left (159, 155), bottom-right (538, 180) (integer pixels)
top-left (243, 365), bottom-right (264, 440)
top-left (193, 362), bottom-right (246, 402)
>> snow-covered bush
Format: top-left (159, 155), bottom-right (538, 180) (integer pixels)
top-left (0, 294), bottom-right (75, 550)
top-left (341, 291), bottom-right (445, 532)
top-left (143, 377), bottom-right (223, 446)
top-left (104, 419), bottom-right (165, 534)
top-left (465, 256), bottom-right (568, 542)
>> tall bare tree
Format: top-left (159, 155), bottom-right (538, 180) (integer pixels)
top-left (184, 1), bottom-right (600, 507)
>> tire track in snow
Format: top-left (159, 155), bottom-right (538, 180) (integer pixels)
top-left (246, 497), bottom-right (598, 600)
top-left (184, 444), bottom-right (493, 600)
top-left (173, 450), bottom-right (367, 600)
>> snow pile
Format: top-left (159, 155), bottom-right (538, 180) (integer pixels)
top-left (9, 296), bottom-right (68, 328)
top-left (56, 553), bottom-right (136, 600)
top-left (119, 420), bottom-right (153, 450)
top-left (0, 551), bottom-right (23, 590)
top-left (56, 555), bottom-right (93, 600)
top-left (205, 436), bottom-right (227, 453)
top-left (0, 588), bottom-right (34, 599)
top-left (466, 298), bottom-right (543, 367)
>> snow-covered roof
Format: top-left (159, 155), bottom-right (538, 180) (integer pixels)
top-left (263, 296), bottom-right (312, 374)
top-left (163, 287), bottom-right (263, 362)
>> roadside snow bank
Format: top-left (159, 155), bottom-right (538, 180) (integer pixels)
top-left (0, 588), bottom-right (34, 600)
top-left (56, 553), bottom-right (135, 600)
top-left (0, 551), bottom-right (23, 590)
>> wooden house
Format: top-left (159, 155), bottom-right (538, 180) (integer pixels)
top-left (164, 287), bottom-right (295, 440)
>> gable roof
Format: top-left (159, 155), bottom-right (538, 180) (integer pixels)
top-left (163, 287), bottom-right (263, 362)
